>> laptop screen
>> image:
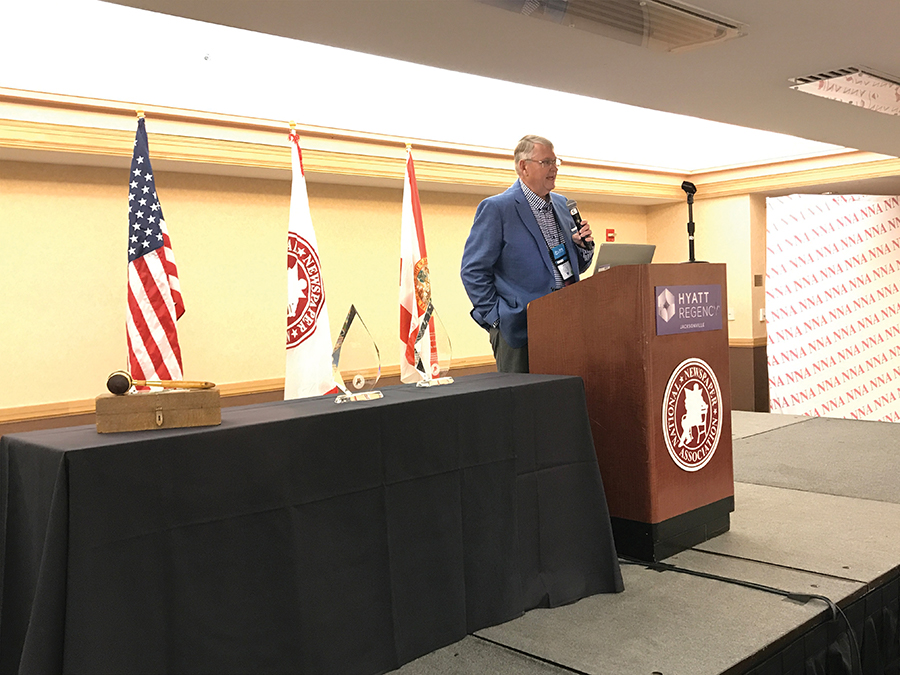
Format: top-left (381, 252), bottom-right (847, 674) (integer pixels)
top-left (592, 243), bottom-right (656, 274)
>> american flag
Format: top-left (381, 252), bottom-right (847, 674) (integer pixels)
top-left (126, 117), bottom-right (184, 384)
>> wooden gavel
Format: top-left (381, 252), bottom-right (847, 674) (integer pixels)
top-left (106, 370), bottom-right (216, 395)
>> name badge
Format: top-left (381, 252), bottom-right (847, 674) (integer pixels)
top-left (551, 243), bottom-right (574, 281)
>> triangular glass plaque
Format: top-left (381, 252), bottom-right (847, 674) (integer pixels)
top-left (332, 305), bottom-right (383, 402)
top-left (414, 301), bottom-right (454, 388)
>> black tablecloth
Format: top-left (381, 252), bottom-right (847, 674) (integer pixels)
top-left (0, 373), bottom-right (623, 675)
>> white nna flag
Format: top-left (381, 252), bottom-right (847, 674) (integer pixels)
top-left (284, 132), bottom-right (337, 399)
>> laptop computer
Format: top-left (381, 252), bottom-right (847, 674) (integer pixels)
top-left (592, 243), bottom-right (656, 274)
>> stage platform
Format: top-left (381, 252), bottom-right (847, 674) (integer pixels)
top-left (390, 411), bottom-right (900, 675)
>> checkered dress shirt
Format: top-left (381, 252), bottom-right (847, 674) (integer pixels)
top-left (519, 180), bottom-right (590, 289)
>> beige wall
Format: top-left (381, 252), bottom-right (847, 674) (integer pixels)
top-left (5, 91), bottom-right (899, 421)
top-left (647, 194), bottom-right (765, 342)
top-left (1, 157), bottom-right (658, 412)
top-left (749, 194), bottom-right (768, 342)
top-left (2, 160), bottom-right (290, 409)
top-left (582, 202), bottom-right (648, 247)
top-left (308, 183), bottom-right (489, 373)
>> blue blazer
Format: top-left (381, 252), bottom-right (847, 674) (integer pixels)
top-left (460, 182), bottom-right (593, 349)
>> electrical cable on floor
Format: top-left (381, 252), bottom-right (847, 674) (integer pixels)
top-left (619, 556), bottom-right (862, 675)
top-left (472, 633), bottom-right (591, 674)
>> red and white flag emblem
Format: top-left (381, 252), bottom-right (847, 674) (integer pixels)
top-left (399, 147), bottom-right (438, 383)
top-left (284, 132), bottom-right (337, 399)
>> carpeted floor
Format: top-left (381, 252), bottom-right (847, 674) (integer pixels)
top-left (391, 411), bottom-right (900, 675)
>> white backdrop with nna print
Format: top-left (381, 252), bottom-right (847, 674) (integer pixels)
top-left (766, 194), bottom-right (900, 421)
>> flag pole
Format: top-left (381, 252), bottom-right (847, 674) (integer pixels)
top-left (129, 108), bottom-right (145, 376)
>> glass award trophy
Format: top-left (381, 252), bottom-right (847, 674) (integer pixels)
top-left (332, 305), bottom-right (383, 403)
top-left (414, 301), bottom-right (454, 387)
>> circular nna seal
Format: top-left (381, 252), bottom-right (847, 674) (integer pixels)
top-left (662, 357), bottom-right (722, 472)
top-left (286, 233), bottom-right (325, 348)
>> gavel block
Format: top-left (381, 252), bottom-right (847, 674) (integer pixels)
top-left (95, 388), bottom-right (221, 433)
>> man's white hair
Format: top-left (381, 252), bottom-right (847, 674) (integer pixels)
top-left (514, 135), bottom-right (554, 175)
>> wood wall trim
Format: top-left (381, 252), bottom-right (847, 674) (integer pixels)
top-left (693, 151), bottom-right (900, 199)
top-left (0, 399), bottom-right (101, 425)
top-left (0, 87), bottom-right (683, 198)
top-left (4, 87), bottom-right (898, 200)
top-left (0, 357), bottom-right (498, 425)
top-left (0, 344), bottom-right (778, 425)
top-left (0, 117), bottom-right (685, 199)
top-left (729, 336), bottom-right (768, 348)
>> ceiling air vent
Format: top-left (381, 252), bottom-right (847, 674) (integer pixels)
top-left (790, 67), bottom-right (900, 117)
top-left (477, 0), bottom-right (746, 52)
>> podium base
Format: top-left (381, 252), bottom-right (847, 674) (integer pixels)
top-left (611, 496), bottom-right (734, 563)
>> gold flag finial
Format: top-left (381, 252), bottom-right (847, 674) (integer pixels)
top-left (289, 120), bottom-right (297, 131)
top-left (136, 109), bottom-right (145, 119)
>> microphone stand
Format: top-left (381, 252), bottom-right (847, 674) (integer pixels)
top-left (682, 181), bottom-right (703, 263)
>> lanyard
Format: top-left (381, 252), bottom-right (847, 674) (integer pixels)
top-left (539, 206), bottom-right (575, 287)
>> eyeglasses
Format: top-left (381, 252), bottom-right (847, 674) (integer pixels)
top-left (525, 157), bottom-right (562, 168)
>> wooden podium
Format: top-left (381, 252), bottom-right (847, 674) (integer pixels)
top-left (528, 263), bottom-right (734, 562)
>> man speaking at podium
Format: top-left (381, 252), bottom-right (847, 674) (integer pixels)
top-left (461, 135), bottom-right (594, 373)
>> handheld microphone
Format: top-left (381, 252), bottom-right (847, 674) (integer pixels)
top-left (566, 199), bottom-right (594, 249)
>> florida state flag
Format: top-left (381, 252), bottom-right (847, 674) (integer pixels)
top-left (284, 132), bottom-right (337, 399)
top-left (399, 147), bottom-right (438, 383)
